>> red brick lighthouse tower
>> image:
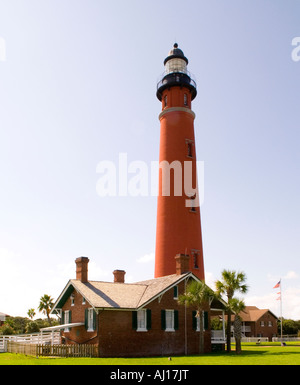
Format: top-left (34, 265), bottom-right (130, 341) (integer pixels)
top-left (154, 44), bottom-right (205, 281)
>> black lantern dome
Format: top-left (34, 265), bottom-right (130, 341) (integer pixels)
top-left (164, 43), bottom-right (188, 65)
top-left (157, 43), bottom-right (197, 101)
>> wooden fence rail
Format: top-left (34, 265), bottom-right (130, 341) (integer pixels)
top-left (36, 343), bottom-right (98, 357)
top-left (7, 341), bottom-right (98, 358)
top-left (6, 341), bottom-right (37, 356)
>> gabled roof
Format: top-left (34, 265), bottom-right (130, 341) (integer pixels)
top-left (236, 306), bottom-right (278, 322)
top-left (52, 272), bottom-right (195, 312)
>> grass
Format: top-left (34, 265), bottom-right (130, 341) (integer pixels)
top-left (1, 343), bottom-right (300, 365)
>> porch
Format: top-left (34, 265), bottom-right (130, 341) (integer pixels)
top-left (210, 307), bottom-right (226, 351)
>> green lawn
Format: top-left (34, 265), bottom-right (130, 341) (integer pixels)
top-left (1, 344), bottom-right (300, 365)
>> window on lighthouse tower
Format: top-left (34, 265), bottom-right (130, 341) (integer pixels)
top-left (189, 194), bottom-right (197, 212)
top-left (164, 95), bottom-right (168, 108)
top-left (192, 250), bottom-right (199, 269)
top-left (187, 142), bottom-right (192, 157)
top-left (184, 93), bottom-right (188, 106)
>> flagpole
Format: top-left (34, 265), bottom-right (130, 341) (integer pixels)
top-left (273, 279), bottom-right (283, 341)
top-left (280, 278), bottom-right (283, 340)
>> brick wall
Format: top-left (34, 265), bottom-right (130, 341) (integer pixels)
top-left (254, 313), bottom-right (278, 341)
top-left (97, 280), bottom-right (211, 357)
top-left (60, 280), bottom-right (212, 357)
top-left (60, 288), bottom-right (97, 345)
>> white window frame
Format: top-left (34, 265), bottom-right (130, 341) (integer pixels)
top-left (137, 309), bottom-right (147, 332)
top-left (64, 310), bottom-right (70, 332)
top-left (173, 285), bottom-right (178, 299)
top-left (195, 311), bottom-right (206, 332)
top-left (165, 309), bottom-right (175, 332)
top-left (87, 308), bottom-right (95, 332)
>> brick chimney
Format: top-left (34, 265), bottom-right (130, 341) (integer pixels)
top-left (75, 257), bottom-right (89, 282)
top-left (175, 254), bottom-right (190, 275)
top-left (113, 270), bottom-right (126, 283)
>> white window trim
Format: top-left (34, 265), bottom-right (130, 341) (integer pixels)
top-left (165, 309), bottom-right (175, 332)
top-left (195, 311), bottom-right (206, 332)
top-left (137, 309), bottom-right (147, 332)
top-left (87, 308), bottom-right (95, 332)
top-left (64, 310), bottom-right (70, 332)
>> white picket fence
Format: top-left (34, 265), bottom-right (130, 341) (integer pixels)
top-left (0, 332), bottom-right (61, 353)
top-left (273, 336), bottom-right (300, 342)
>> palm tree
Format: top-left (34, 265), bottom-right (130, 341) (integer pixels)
top-left (228, 298), bottom-right (246, 354)
top-left (27, 308), bottom-right (36, 320)
top-left (178, 280), bottom-right (215, 354)
top-left (38, 294), bottom-right (54, 325)
top-left (215, 270), bottom-right (248, 352)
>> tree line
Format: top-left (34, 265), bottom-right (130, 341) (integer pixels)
top-left (0, 294), bottom-right (59, 335)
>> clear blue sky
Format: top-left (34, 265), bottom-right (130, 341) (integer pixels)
top-left (0, 0), bottom-right (299, 320)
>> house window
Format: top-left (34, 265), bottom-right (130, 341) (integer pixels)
top-left (268, 321), bottom-right (273, 327)
top-left (63, 310), bottom-right (71, 332)
top-left (85, 308), bottom-right (96, 332)
top-left (173, 286), bottom-right (178, 299)
top-left (137, 309), bottom-right (147, 331)
top-left (260, 321), bottom-right (265, 327)
top-left (82, 297), bottom-right (86, 305)
top-left (161, 310), bottom-right (179, 332)
top-left (192, 310), bottom-right (209, 331)
top-left (132, 309), bottom-right (151, 331)
top-left (87, 309), bottom-right (94, 331)
top-left (71, 294), bottom-right (75, 306)
top-left (166, 310), bottom-right (175, 331)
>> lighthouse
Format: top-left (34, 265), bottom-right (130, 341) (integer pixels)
top-left (154, 44), bottom-right (205, 281)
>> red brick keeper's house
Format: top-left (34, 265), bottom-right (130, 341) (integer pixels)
top-left (236, 306), bottom-right (278, 341)
top-left (49, 257), bottom-right (226, 357)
